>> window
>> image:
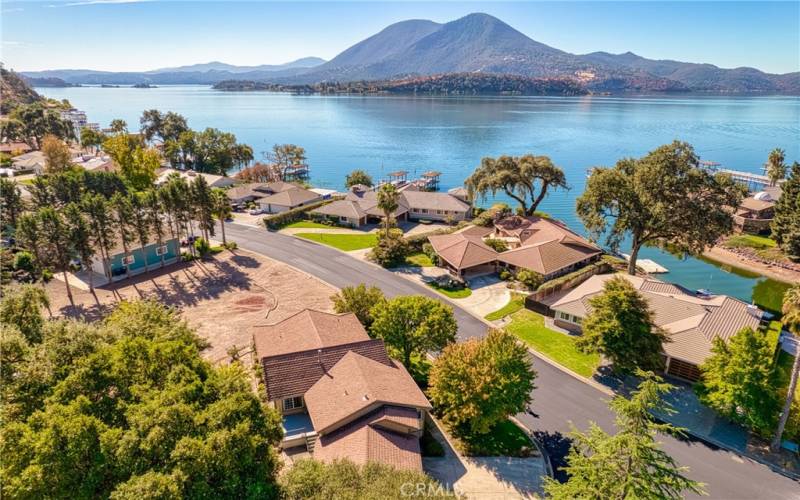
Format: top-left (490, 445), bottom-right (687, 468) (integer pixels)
top-left (122, 255), bottom-right (135, 265)
top-left (283, 396), bottom-right (303, 411)
top-left (155, 245), bottom-right (168, 256)
top-left (436, 210), bottom-right (442, 214)
top-left (421, 209), bottom-right (428, 214)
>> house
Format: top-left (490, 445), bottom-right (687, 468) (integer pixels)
top-left (72, 154), bottom-right (116, 173)
top-left (253, 310), bottom-right (431, 471)
top-left (155, 168), bottom-right (236, 188)
top-left (733, 187), bottom-right (781, 234)
top-left (310, 200), bottom-right (367, 227)
top-left (550, 273), bottom-right (765, 381)
top-left (0, 142), bottom-right (31, 155)
top-left (11, 151), bottom-right (46, 175)
top-left (257, 186), bottom-right (322, 213)
top-left (91, 236), bottom-right (180, 281)
top-left (427, 215), bottom-right (601, 279)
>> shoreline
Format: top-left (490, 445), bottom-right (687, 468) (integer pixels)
top-left (702, 246), bottom-right (798, 284)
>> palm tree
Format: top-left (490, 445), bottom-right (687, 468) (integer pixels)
top-left (772, 284), bottom-right (800, 452)
top-left (111, 192), bottom-right (135, 280)
top-left (145, 190), bottom-right (167, 268)
top-left (82, 193), bottom-right (115, 282)
top-left (191, 175), bottom-right (214, 242)
top-left (211, 188), bottom-right (232, 246)
top-left (376, 183), bottom-right (399, 233)
top-left (64, 203), bottom-right (96, 292)
top-left (37, 208), bottom-right (75, 305)
top-left (109, 119), bottom-right (128, 134)
top-left (129, 192), bottom-right (151, 274)
top-left (766, 148), bottom-right (786, 187)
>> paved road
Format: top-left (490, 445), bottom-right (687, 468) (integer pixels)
top-left (226, 222), bottom-right (799, 499)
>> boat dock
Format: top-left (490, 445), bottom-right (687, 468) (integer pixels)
top-left (621, 254), bottom-right (669, 274)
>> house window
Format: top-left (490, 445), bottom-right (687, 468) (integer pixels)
top-left (421, 209), bottom-right (428, 214)
top-left (283, 396), bottom-right (303, 411)
top-left (122, 255), bottom-right (135, 265)
top-left (436, 210), bottom-right (442, 214)
top-left (155, 245), bottom-right (168, 256)
top-left (558, 311), bottom-right (569, 321)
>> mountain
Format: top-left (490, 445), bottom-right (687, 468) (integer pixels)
top-left (19, 13), bottom-right (798, 93)
top-left (149, 57), bottom-right (326, 74)
top-left (20, 57), bottom-right (326, 85)
top-left (285, 13), bottom-right (796, 93)
top-left (1, 66), bottom-right (44, 113)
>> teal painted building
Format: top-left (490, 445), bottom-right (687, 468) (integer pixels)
top-left (91, 237), bottom-right (180, 280)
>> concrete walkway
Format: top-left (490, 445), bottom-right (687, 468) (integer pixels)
top-left (458, 275), bottom-right (512, 318)
top-left (423, 417), bottom-right (547, 499)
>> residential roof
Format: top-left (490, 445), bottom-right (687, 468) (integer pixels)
top-left (740, 196), bottom-right (774, 212)
top-left (155, 168), bottom-right (235, 188)
top-left (313, 406), bottom-right (423, 471)
top-left (263, 180), bottom-right (301, 193)
top-left (401, 190), bottom-right (471, 213)
top-left (252, 310), bottom-right (370, 359)
top-left (304, 351), bottom-right (431, 434)
top-left (345, 190), bottom-right (410, 218)
top-left (551, 273), bottom-right (764, 365)
top-left (226, 183), bottom-right (269, 201)
top-left (0, 142), bottom-right (31, 154)
top-left (259, 339), bottom-right (393, 401)
top-left (11, 151), bottom-right (45, 169)
top-left (427, 232), bottom-right (498, 270)
top-left (311, 199), bottom-right (367, 220)
top-left (258, 186), bottom-right (321, 207)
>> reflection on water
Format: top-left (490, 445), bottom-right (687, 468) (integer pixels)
top-left (39, 86), bottom-right (800, 301)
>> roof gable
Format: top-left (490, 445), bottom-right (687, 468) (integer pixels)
top-left (253, 310), bottom-right (369, 359)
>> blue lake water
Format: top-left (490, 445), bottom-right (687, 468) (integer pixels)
top-left (39, 85), bottom-right (800, 301)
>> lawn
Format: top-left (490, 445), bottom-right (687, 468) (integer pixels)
top-left (724, 234), bottom-right (778, 250)
top-left (283, 220), bottom-right (336, 229)
top-left (427, 282), bottom-right (472, 299)
top-left (485, 293), bottom-right (525, 321)
top-left (295, 232), bottom-right (378, 251)
top-left (451, 419), bottom-right (535, 457)
top-left (505, 309), bottom-right (600, 378)
top-left (405, 252), bottom-right (435, 267)
top-left (772, 349), bottom-right (800, 442)
top-left (753, 279), bottom-right (792, 316)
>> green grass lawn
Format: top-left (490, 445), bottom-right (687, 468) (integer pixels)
top-left (452, 420), bottom-right (535, 457)
top-left (405, 252), bottom-right (435, 267)
top-left (283, 220), bottom-right (336, 229)
top-left (724, 234), bottom-right (778, 250)
top-left (753, 279), bottom-right (792, 316)
top-left (427, 282), bottom-right (472, 299)
top-left (484, 293), bottom-right (525, 321)
top-left (772, 349), bottom-right (800, 442)
top-left (505, 309), bottom-right (600, 378)
top-left (295, 232), bottom-right (378, 251)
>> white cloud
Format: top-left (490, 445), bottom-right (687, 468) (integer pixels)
top-left (62, 0), bottom-right (151, 6)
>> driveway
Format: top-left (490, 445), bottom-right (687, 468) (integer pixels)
top-left (224, 221), bottom-right (800, 500)
top-left (460, 275), bottom-right (511, 318)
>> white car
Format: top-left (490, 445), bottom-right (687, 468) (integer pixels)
top-left (249, 208), bottom-right (265, 215)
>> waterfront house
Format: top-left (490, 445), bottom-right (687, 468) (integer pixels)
top-left (550, 273), bottom-right (765, 381)
top-left (309, 199), bottom-right (368, 227)
top-left (155, 168), bottom-right (236, 189)
top-left (253, 309), bottom-right (431, 470)
top-left (427, 215), bottom-right (601, 279)
top-left (257, 186), bottom-right (322, 213)
top-left (733, 187), bottom-right (781, 234)
top-left (11, 151), bottom-right (46, 175)
top-left (91, 235), bottom-right (180, 281)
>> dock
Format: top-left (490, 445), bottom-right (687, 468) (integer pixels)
top-left (621, 254), bottom-right (669, 274)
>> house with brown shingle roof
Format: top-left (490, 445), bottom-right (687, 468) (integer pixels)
top-left (252, 309), bottom-right (432, 471)
top-left (550, 273), bottom-right (766, 381)
top-left (427, 215), bottom-right (601, 279)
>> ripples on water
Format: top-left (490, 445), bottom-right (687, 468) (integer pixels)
top-left (39, 86), bottom-right (800, 301)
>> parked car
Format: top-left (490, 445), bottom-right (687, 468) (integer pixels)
top-left (180, 235), bottom-right (200, 246)
top-left (249, 208), bottom-right (265, 215)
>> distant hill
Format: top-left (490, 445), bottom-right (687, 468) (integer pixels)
top-left (1, 66), bottom-right (44, 113)
top-left (19, 13), bottom-right (799, 94)
top-left (21, 75), bottom-right (75, 88)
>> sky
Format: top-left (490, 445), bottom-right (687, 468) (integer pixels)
top-left (2, 1), bottom-right (799, 74)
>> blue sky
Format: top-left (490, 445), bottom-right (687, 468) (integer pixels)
top-left (2, 1), bottom-right (799, 73)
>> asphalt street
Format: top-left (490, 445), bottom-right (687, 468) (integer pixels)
top-left (226, 222), bottom-right (799, 499)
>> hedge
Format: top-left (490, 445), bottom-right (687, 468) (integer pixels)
top-left (262, 197), bottom-right (342, 230)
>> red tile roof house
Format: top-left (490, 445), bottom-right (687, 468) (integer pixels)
top-left (550, 273), bottom-right (766, 381)
top-left (252, 309), bottom-right (432, 471)
top-left (428, 215), bottom-right (602, 280)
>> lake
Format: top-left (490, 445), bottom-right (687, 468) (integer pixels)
top-left (38, 85), bottom-right (800, 303)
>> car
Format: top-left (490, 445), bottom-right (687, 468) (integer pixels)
top-left (249, 208), bottom-right (265, 215)
top-left (180, 235), bottom-right (200, 246)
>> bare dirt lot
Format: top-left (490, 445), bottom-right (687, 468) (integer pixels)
top-left (46, 249), bottom-right (337, 364)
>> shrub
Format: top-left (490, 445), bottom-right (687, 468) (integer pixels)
top-left (370, 229), bottom-right (410, 268)
top-left (40, 269), bottom-right (54, 281)
top-left (13, 251), bottom-right (35, 274)
top-left (262, 197), bottom-right (340, 230)
top-left (422, 242), bottom-right (437, 262)
top-left (499, 269), bottom-right (512, 281)
top-left (484, 238), bottom-right (509, 252)
top-left (193, 237), bottom-right (211, 256)
top-left (222, 241), bottom-right (238, 250)
top-left (180, 251), bottom-right (195, 262)
top-left (515, 269), bottom-right (544, 290)
top-left (473, 203), bottom-right (510, 227)
top-left (434, 274), bottom-right (466, 291)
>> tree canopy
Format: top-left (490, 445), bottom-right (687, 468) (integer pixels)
top-left (345, 169), bottom-right (374, 188)
top-left (771, 161), bottom-right (800, 259)
top-left (696, 327), bottom-right (779, 437)
top-left (41, 134), bottom-right (73, 173)
top-left (544, 372), bottom-right (704, 499)
top-left (331, 283), bottom-right (386, 330)
top-left (577, 141), bottom-right (743, 274)
top-left (370, 295), bottom-right (457, 367)
top-left (465, 154), bottom-right (568, 216)
top-left (576, 276), bottom-right (666, 374)
top-left (3, 102), bottom-right (73, 148)
top-left (102, 133), bottom-right (159, 190)
top-left (429, 329), bottom-right (535, 435)
top-left (766, 148), bottom-right (787, 186)
top-left (0, 299), bottom-right (283, 499)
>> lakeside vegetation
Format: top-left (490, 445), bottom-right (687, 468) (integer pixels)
top-left (214, 73), bottom-right (588, 96)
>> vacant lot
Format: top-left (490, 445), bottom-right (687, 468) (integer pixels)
top-left (46, 249), bottom-right (336, 364)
